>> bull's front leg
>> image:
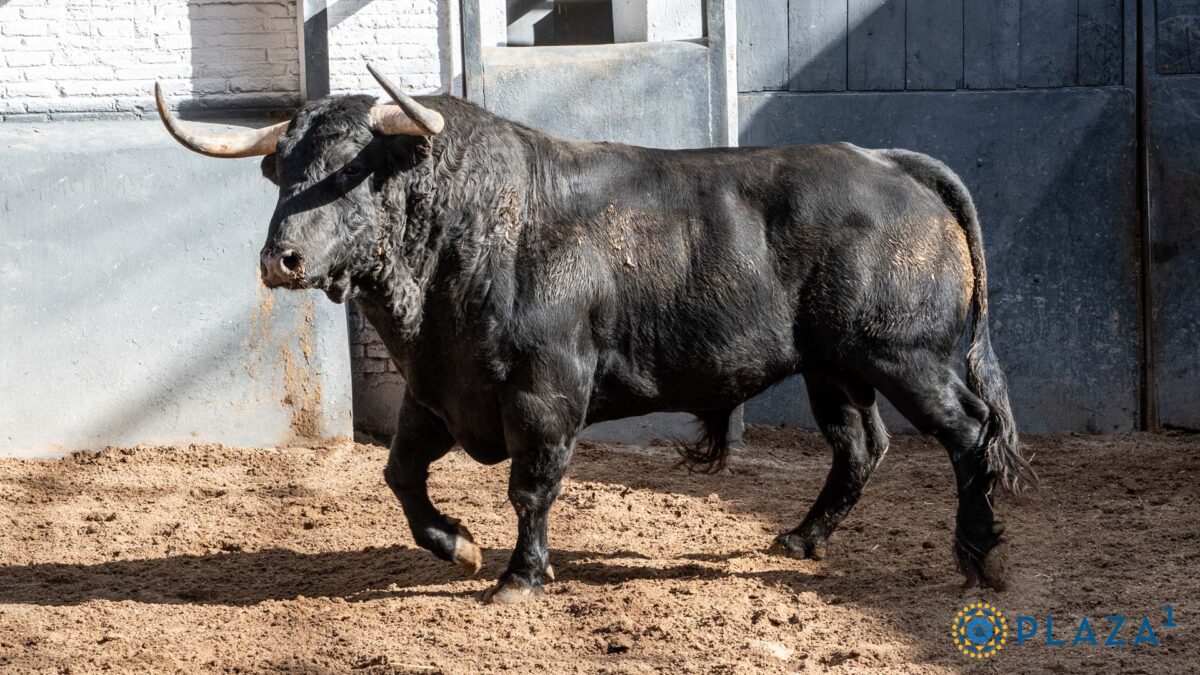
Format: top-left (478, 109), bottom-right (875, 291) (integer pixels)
top-left (384, 395), bottom-right (483, 575)
top-left (481, 389), bottom-right (581, 604)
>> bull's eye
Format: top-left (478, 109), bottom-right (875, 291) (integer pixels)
top-left (343, 163), bottom-right (364, 179)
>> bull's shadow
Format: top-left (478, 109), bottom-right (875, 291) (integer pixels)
top-left (0, 545), bottom-right (481, 607)
top-left (0, 544), bottom-right (842, 607)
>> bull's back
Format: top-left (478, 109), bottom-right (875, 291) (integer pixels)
top-left (576, 142), bottom-right (972, 419)
top-left (770, 144), bottom-right (975, 358)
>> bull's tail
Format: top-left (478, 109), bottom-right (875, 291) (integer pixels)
top-left (676, 409), bottom-right (735, 473)
top-left (882, 149), bottom-right (1038, 496)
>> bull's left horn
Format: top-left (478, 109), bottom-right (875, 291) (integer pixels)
top-left (366, 63), bottom-right (444, 135)
top-left (154, 82), bottom-right (289, 158)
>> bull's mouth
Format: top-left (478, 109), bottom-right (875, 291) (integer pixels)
top-left (323, 269), bottom-right (351, 304)
top-left (261, 265), bottom-right (352, 304)
top-left (297, 268), bottom-right (352, 304)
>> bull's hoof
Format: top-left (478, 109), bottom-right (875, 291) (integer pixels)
top-left (479, 576), bottom-right (544, 605)
top-left (956, 538), bottom-right (1009, 591)
top-left (769, 532), bottom-right (827, 560)
top-left (960, 533), bottom-right (1008, 590)
top-left (452, 524), bottom-right (483, 576)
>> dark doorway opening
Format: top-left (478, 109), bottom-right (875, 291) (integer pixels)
top-left (506, 0), bottom-right (614, 46)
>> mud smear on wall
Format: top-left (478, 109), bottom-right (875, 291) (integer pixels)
top-left (246, 282), bottom-right (324, 441)
top-left (244, 285), bottom-right (276, 381)
top-left (279, 297), bottom-right (323, 440)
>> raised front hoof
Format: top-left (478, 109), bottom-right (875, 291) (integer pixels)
top-left (451, 523), bottom-right (483, 576)
top-left (479, 575), bottom-right (545, 605)
top-left (769, 532), bottom-right (827, 561)
top-left (957, 539), bottom-right (1010, 592)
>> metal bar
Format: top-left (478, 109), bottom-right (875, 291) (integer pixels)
top-left (707, 0), bottom-right (738, 146)
top-left (461, 0), bottom-right (486, 105)
top-left (1136, 0), bottom-right (1158, 431)
top-left (301, 0), bottom-right (331, 101)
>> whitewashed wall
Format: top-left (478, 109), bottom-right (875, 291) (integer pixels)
top-left (0, 0), bottom-right (455, 120)
top-left (328, 0), bottom-right (454, 97)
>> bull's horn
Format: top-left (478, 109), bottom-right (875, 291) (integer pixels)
top-left (366, 63), bottom-right (444, 135)
top-left (154, 82), bottom-right (289, 158)
top-left (368, 104), bottom-right (442, 136)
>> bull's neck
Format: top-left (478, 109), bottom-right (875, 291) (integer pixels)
top-left (352, 107), bottom-right (625, 346)
top-left (350, 116), bottom-right (540, 344)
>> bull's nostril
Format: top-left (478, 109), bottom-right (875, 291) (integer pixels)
top-left (280, 250), bottom-right (303, 275)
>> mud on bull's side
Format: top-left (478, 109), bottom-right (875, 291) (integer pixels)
top-left (155, 64), bottom-right (1037, 604)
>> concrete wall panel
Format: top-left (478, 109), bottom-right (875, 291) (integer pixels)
top-left (0, 120), bottom-right (353, 457)
top-left (479, 41), bottom-right (714, 148)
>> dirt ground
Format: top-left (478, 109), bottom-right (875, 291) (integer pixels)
top-left (0, 428), bottom-right (1196, 674)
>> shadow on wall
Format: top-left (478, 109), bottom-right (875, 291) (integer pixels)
top-left (176, 0), bottom-right (302, 119)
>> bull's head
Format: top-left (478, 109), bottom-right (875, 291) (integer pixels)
top-left (154, 66), bottom-right (444, 304)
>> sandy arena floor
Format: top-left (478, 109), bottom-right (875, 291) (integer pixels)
top-left (0, 428), bottom-right (1196, 673)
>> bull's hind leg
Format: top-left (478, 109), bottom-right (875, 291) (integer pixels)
top-left (383, 395), bottom-right (482, 575)
top-left (871, 362), bottom-right (1007, 590)
top-left (772, 374), bottom-right (888, 559)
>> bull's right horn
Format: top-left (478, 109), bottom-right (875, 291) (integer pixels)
top-left (154, 82), bottom-right (289, 158)
top-left (366, 63), bottom-right (444, 135)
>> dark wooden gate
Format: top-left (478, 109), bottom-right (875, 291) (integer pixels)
top-left (736, 0), bottom-right (1167, 433)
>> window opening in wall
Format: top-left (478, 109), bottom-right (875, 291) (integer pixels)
top-left (506, 0), bottom-right (615, 46)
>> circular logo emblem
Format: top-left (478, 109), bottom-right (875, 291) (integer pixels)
top-left (952, 602), bottom-right (1008, 659)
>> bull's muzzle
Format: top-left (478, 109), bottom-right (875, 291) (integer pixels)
top-left (260, 248), bottom-right (304, 288)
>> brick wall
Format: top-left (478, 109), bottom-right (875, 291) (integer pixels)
top-left (348, 307), bottom-right (399, 377)
top-left (347, 304), bottom-right (406, 437)
top-left (0, 0), bottom-right (300, 120)
top-left (0, 0), bottom-right (453, 121)
top-left (329, 0), bottom-right (447, 97)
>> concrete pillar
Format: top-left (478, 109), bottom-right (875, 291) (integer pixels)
top-left (298, 0), bottom-right (330, 100)
top-left (479, 0), bottom-right (508, 47)
top-left (612, 0), bottom-right (704, 43)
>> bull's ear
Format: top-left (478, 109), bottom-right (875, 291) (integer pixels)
top-left (260, 153), bottom-right (280, 185)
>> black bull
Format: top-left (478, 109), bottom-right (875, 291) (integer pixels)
top-left (161, 90), bottom-right (1036, 603)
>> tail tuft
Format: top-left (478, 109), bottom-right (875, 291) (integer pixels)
top-left (883, 148), bottom-right (1039, 496)
top-left (675, 410), bottom-right (735, 474)
top-left (967, 327), bottom-right (1039, 496)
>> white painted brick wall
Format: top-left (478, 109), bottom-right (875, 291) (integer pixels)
top-left (0, 0), bottom-right (453, 120)
top-left (0, 0), bottom-right (301, 119)
top-left (329, 0), bottom-right (449, 97)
